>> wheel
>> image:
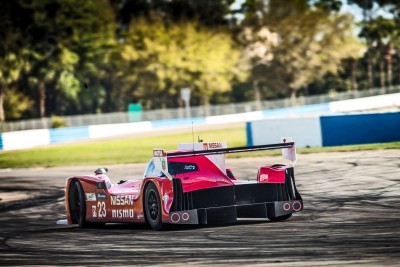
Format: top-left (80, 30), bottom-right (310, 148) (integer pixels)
top-left (68, 180), bottom-right (105, 228)
top-left (144, 182), bottom-right (162, 230)
top-left (268, 213), bottom-right (292, 222)
top-left (68, 180), bottom-right (87, 228)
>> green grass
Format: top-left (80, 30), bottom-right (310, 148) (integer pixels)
top-left (298, 142), bottom-right (400, 153)
top-left (0, 125), bottom-right (399, 168)
top-left (0, 127), bottom-right (246, 168)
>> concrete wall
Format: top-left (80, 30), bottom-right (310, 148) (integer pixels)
top-left (247, 111), bottom-right (400, 148)
top-left (247, 117), bottom-right (322, 148)
top-left (2, 129), bottom-right (50, 150)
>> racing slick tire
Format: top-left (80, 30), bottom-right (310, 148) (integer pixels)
top-left (144, 182), bottom-right (162, 230)
top-left (69, 180), bottom-right (105, 228)
top-left (268, 213), bottom-right (292, 222)
top-left (69, 180), bottom-right (88, 228)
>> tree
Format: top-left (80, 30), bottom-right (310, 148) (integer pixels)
top-left (348, 0), bottom-right (400, 88)
top-left (18, 0), bottom-right (117, 117)
top-left (4, 88), bottom-right (32, 120)
top-left (0, 1), bottom-right (32, 121)
top-left (0, 53), bottom-right (29, 121)
top-left (112, 0), bottom-right (235, 27)
top-left (125, 17), bottom-right (245, 109)
top-left (238, 26), bottom-right (278, 102)
top-left (241, 0), bottom-right (365, 101)
top-left (360, 17), bottom-right (398, 88)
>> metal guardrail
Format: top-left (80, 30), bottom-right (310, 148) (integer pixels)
top-left (1, 86), bottom-right (400, 132)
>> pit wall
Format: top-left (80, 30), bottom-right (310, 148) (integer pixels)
top-left (246, 111), bottom-right (400, 148)
top-left (1, 93), bottom-right (399, 151)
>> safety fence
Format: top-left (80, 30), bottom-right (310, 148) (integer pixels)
top-left (1, 92), bottom-right (399, 151)
top-left (2, 85), bottom-right (400, 132)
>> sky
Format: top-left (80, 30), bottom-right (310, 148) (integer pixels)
top-left (230, 0), bottom-right (394, 23)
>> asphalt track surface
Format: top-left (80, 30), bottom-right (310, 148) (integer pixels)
top-left (0, 150), bottom-right (399, 266)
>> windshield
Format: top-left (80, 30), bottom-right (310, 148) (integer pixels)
top-left (144, 160), bottom-right (199, 177)
top-left (144, 160), bottom-right (165, 178)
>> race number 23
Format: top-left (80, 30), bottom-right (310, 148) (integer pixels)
top-left (97, 201), bottom-right (106, 217)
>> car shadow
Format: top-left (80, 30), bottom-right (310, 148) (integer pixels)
top-left (57, 218), bottom-right (274, 232)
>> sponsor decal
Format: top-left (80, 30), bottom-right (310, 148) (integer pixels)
top-left (97, 192), bottom-right (107, 200)
top-left (208, 142), bottom-right (223, 149)
top-left (161, 158), bottom-right (166, 171)
top-left (137, 214), bottom-right (144, 219)
top-left (97, 201), bottom-right (106, 217)
top-left (184, 164), bottom-right (196, 170)
top-left (85, 193), bottom-right (96, 201)
top-left (162, 193), bottom-right (169, 211)
top-left (92, 205), bottom-right (97, 217)
top-left (153, 150), bottom-right (166, 157)
top-left (203, 142), bottom-right (223, 150)
top-left (112, 209), bottom-right (134, 219)
top-left (111, 195), bottom-right (135, 206)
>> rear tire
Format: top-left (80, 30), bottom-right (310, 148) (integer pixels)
top-left (268, 213), bottom-right (292, 222)
top-left (69, 180), bottom-right (105, 228)
top-left (144, 182), bottom-right (162, 230)
top-left (68, 180), bottom-right (87, 228)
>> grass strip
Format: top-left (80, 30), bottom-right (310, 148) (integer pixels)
top-left (0, 125), bottom-right (398, 168)
top-left (0, 127), bottom-right (245, 168)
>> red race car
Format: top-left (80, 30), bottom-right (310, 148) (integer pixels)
top-left (64, 138), bottom-right (303, 230)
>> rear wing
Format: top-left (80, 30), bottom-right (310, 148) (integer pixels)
top-left (153, 138), bottom-right (297, 179)
top-left (166, 142), bottom-right (294, 157)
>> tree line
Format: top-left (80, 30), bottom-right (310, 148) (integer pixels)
top-left (1, 0), bottom-right (399, 122)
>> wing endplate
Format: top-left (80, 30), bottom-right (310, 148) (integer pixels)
top-left (153, 149), bottom-right (173, 179)
top-left (281, 137), bottom-right (297, 166)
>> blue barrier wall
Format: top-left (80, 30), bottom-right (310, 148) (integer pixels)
top-left (246, 122), bottom-right (253, 146)
top-left (0, 135), bottom-right (2, 150)
top-left (50, 126), bottom-right (89, 144)
top-left (320, 112), bottom-right (400, 146)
